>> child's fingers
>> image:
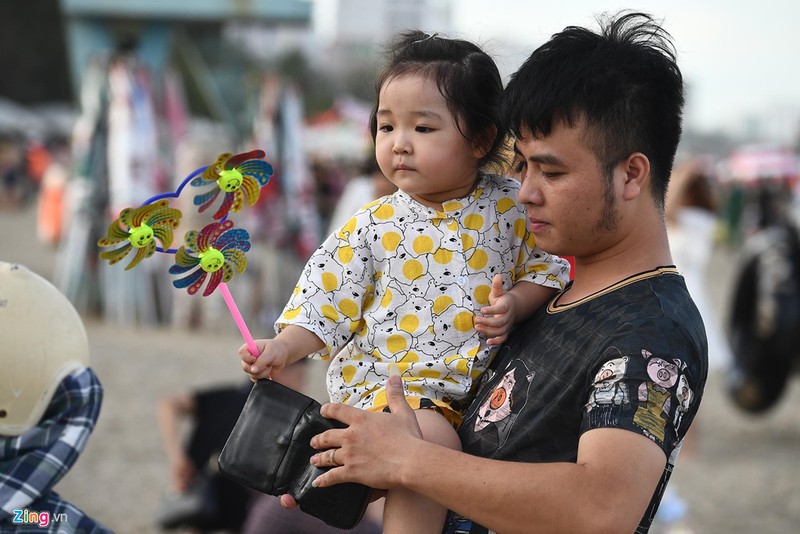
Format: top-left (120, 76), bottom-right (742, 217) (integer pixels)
top-left (486, 333), bottom-right (509, 346)
top-left (249, 358), bottom-right (271, 375)
top-left (476, 317), bottom-right (512, 343)
top-left (475, 313), bottom-right (507, 329)
top-left (481, 298), bottom-right (509, 317)
top-left (489, 274), bottom-right (505, 301)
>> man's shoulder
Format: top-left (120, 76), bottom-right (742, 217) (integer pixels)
top-left (582, 269), bottom-right (695, 317)
top-left (531, 270), bottom-right (704, 357)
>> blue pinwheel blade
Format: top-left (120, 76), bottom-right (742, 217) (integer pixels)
top-left (215, 228), bottom-right (251, 251)
top-left (172, 268), bottom-right (206, 289)
top-left (194, 188), bottom-right (220, 208)
top-left (238, 160), bottom-right (273, 186)
top-left (169, 262), bottom-right (194, 275)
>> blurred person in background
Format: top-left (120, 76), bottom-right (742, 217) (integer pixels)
top-left (36, 136), bottom-right (72, 247)
top-left (666, 159), bottom-right (732, 372)
top-left (0, 262), bottom-right (110, 533)
top-left (157, 378), bottom-right (253, 533)
top-left (310, 156), bottom-right (347, 236)
top-left (0, 134), bottom-right (26, 208)
top-left (660, 159), bottom-right (733, 533)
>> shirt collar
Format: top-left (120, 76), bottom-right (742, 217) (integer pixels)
top-left (394, 171), bottom-right (488, 219)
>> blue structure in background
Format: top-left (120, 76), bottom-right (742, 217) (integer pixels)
top-left (59, 0), bottom-right (312, 113)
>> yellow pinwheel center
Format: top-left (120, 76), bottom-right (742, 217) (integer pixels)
top-left (199, 247), bottom-right (225, 273)
top-left (128, 224), bottom-right (154, 248)
top-left (218, 168), bottom-right (243, 192)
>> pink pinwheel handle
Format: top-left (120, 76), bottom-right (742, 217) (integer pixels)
top-left (219, 282), bottom-right (259, 356)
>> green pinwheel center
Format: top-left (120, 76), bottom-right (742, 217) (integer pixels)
top-left (128, 224), bottom-right (154, 248)
top-left (218, 168), bottom-right (243, 193)
top-left (199, 247), bottom-right (225, 273)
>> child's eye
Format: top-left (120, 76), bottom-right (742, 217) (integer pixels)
top-left (415, 126), bottom-right (433, 133)
top-left (378, 124), bottom-right (393, 132)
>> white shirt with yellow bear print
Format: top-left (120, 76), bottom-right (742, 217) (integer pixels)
top-left (277, 172), bottom-right (570, 419)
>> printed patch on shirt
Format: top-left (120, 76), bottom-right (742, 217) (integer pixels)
top-left (586, 347), bottom-right (696, 446)
top-left (470, 356), bottom-right (535, 450)
top-left (585, 348), bottom-right (631, 427)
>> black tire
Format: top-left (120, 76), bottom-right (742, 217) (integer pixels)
top-left (726, 225), bottom-right (800, 413)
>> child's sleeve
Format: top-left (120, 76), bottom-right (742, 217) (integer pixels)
top-left (491, 175), bottom-right (570, 290)
top-left (275, 211), bottom-right (374, 360)
top-left (513, 232), bottom-right (571, 290)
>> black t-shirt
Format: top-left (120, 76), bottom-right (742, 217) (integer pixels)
top-left (444, 267), bottom-right (708, 534)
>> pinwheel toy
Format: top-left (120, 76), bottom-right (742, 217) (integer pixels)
top-left (191, 149), bottom-right (274, 221)
top-left (97, 199), bottom-right (181, 270)
top-left (96, 150), bottom-right (274, 356)
top-left (169, 220), bottom-right (250, 297)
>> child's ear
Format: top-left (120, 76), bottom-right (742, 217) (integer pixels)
top-left (472, 126), bottom-right (498, 160)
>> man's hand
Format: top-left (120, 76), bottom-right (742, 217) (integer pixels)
top-left (307, 370), bottom-right (423, 489)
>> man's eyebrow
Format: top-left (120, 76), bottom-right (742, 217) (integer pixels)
top-left (532, 153), bottom-right (565, 166)
top-left (513, 145), bottom-right (565, 166)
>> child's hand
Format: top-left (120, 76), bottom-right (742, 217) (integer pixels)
top-left (239, 339), bottom-right (290, 381)
top-left (475, 274), bottom-right (517, 345)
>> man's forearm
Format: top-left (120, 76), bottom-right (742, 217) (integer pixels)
top-left (397, 430), bottom-right (662, 534)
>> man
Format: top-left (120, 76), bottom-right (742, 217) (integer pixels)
top-left (283, 11), bottom-right (707, 533)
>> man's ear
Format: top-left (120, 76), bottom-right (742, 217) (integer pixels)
top-left (621, 152), bottom-right (650, 201)
top-left (472, 126), bottom-right (498, 160)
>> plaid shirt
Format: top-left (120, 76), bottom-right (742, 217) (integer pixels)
top-left (0, 367), bottom-right (111, 533)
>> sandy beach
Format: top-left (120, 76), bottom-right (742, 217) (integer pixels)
top-left (2, 201), bottom-right (800, 533)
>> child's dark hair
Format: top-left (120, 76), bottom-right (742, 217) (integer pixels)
top-left (369, 30), bottom-right (506, 170)
top-left (503, 11), bottom-right (685, 209)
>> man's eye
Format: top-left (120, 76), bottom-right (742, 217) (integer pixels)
top-left (541, 171), bottom-right (563, 179)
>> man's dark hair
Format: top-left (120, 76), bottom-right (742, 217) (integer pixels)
top-left (369, 30), bottom-right (506, 169)
top-left (503, 11), bottom-right (684, 208)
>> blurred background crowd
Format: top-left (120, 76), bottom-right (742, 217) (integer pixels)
top-left (1, 0), bottom-right (799, 332)
top-left (2, 1), bottom-right (800, 533)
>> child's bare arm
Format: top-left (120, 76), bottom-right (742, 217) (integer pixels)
top-left (239, 325), bottom-right (325, 380)
top-left (474, 276), bottom-right (557, 345)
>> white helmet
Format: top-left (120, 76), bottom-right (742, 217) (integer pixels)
top-left (0, 262), bottom-right (90, 436)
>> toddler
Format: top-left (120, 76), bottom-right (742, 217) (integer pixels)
top-left (241, 30), bottom-right (570, 533)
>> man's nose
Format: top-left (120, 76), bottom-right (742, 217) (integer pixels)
top-left (517, 175), bottom-right (543, 205)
